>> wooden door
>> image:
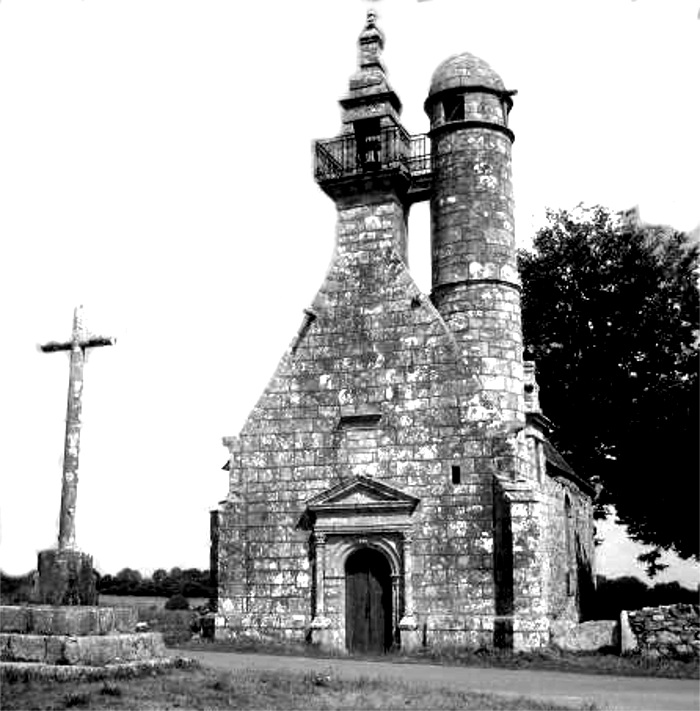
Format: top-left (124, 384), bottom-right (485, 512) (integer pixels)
top-left (345, 548), bottom-right (392, 653)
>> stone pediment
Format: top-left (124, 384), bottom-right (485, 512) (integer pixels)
top-left (305, 476), bottom-right (419, 518)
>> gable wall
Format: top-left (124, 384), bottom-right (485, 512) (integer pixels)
top-left (217, 196), bottom-right (528, 644)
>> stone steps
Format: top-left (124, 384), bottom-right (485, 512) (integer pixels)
top-left (0, 605), bottom-right (167, 667)
top-left (0, 632), bottom-right (166, 666)
top-left (0, 605), bottom-right (137, 636)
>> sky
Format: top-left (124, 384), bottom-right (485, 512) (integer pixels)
top-left (0, 0), bottom-right (698, 588)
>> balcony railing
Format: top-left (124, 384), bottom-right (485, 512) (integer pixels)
top-left (408, 134), bottom-right (431, 177)
top-left (315, 126), bottom-right (431, 188)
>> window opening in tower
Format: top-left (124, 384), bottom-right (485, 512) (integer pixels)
top-left (442, 95), bottom-right (465, 122)
top-left (355, 119), bottom-right (382, 171)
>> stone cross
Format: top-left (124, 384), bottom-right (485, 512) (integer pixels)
top-left (40, 305), bottom-right (115, 551)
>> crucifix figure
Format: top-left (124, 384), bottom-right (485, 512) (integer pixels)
top-left (40, 305), bottom-right (115, 552)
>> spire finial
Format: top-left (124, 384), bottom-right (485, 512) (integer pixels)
top-left (357, 6), bottom-right (385, 71)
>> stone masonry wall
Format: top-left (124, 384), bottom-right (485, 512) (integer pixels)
top-left (217, 192), bottom-right (534, 648)
top-left (489, 431), bottom-right (595, 650)
top-left (429, 128), bottom-right (515, 289)
top-left (429, 124), bottom-right (522, 427)
top-left (623, 604), bottom-right (700, 659)
top-left (537, 474), bottom-right (596, 627)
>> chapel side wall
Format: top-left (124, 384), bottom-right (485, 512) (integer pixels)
top-left (571, 483), bottom-right (596, 619)
top-left (538, 474), bottom-right (596, 627)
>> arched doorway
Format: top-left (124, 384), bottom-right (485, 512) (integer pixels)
top-left (345, 547), bottom-right (393, 653)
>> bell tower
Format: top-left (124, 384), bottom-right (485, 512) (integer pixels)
top-left (314, 11), bottom-right (430, 263)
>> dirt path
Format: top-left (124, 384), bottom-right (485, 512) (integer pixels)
top-left (176, 649), bottom-right (699, 710)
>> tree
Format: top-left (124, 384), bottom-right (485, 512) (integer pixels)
top-left (181, 568), bottom-right (211, 598)
top-left (95, 566), bottom-right (214, 598)
top-left (114, 568), bottom-right (143, 594)
top-left (519, 205), bottom-right (699, 561)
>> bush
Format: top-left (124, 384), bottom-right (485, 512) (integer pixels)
top-left (165, 593), bottom-right (190, 610)
top-left (138, 606), bottom-right (198, 645)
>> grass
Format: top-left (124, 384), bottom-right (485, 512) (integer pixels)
top-left (177, 638), bottom-right (700, 680)
top-left (1, 663), bottom-right (597, 710)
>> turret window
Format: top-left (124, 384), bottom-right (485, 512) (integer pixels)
top-left (442, 95), bottom-right (465, 122)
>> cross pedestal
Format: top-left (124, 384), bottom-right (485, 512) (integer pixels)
top-left (33, 306), bottom-right (115, 606)
top-left (35, 549), bottom-right (97, 606)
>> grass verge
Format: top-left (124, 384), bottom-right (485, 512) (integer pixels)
top-left (1, 663), bottom-right (596, 710)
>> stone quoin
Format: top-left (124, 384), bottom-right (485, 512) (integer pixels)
top-left (212, 11), bottom-right (595, 653)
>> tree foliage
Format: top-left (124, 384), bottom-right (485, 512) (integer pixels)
top-left (97, 566), bottom-right (213, 598)
top-left (519, 205), bottom-right (699, 560)
top-left (593, 575), bottom-right (698, 620)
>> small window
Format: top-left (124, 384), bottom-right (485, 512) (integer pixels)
top-left (442, 95), bottom-right (465, 122)
top-left (337, 413), bottom-right (382, 430)
top-left (451, 465), bottom-right (461, 485)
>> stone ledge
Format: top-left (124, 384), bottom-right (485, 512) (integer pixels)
top-left (0, 656), bottom-right (195, 681)
top-left (0, 632), bottom-right (166, 666)
top-left (0, 605), bottom-right (138, 635)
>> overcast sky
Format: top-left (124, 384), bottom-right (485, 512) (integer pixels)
top-left (1, 0), bottom-right (698, 587)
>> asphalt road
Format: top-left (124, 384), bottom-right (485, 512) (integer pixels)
top-left (176, 649), bottom-right (700, 710)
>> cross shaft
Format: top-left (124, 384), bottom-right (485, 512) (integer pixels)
top-left (40, 306), bottom-right (115, 551)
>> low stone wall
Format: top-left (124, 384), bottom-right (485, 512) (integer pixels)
top-left (621, 603), bottom-right (699, 659)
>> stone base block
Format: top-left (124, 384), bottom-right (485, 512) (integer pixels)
top-left (552, 620), bottom-right (619, 652)
top-left (35, 549), bottom-right (97, 606)
top-left (619, 610), bottom-right (638, 654)
top-left (399, 615), bottom-right (420, 652)
top-left (0, 606), bottom-right (138, 635)
top-left (308, 616), bottom-right (338, 652)
top-left (0, 606), bottom-right (32, 634)
top-left (0, 632), bottom-right (166, 666)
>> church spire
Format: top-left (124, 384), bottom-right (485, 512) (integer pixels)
top-left (340, 10), bottom-right (401, 132)
top-left (357, 9), bottom-right (385, 73)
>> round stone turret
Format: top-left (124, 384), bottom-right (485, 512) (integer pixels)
top-left (425, 52), bottom-right (523, 423)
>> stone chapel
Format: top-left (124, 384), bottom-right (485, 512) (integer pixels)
top-left (212, 12), bottom-right (595, 652)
